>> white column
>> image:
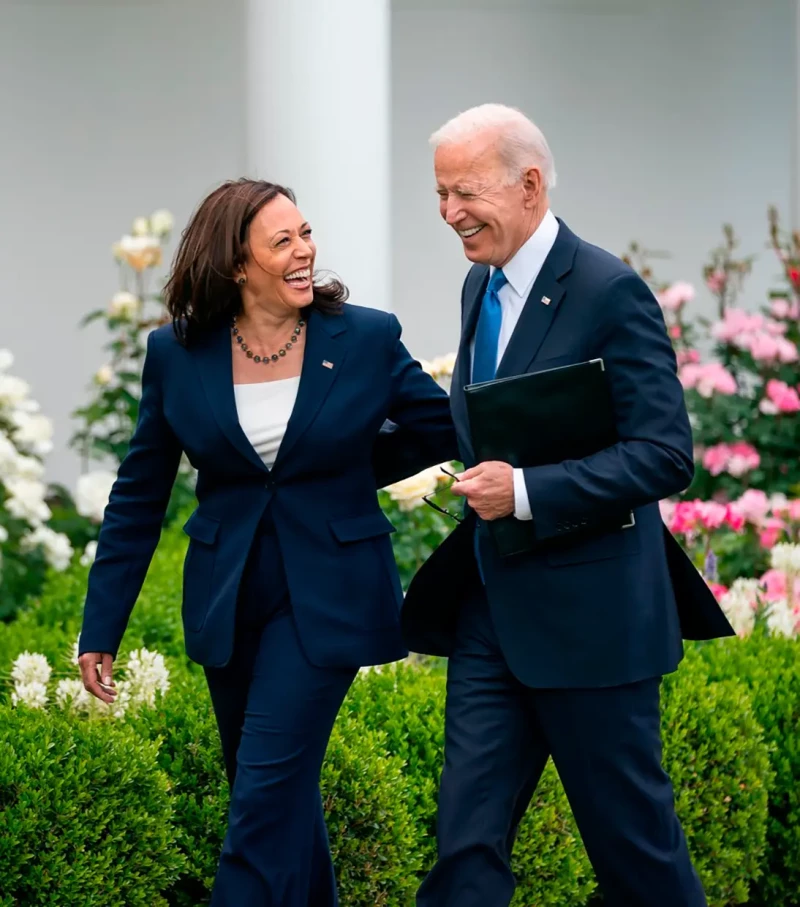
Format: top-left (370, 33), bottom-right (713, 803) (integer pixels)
top-left (246, 0), bottom-right (391, 311)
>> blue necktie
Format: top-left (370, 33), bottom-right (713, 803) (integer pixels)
top-left (472, 268), bottom-right (507, 384)
top-left (471, 268), bottom-right (507, 580)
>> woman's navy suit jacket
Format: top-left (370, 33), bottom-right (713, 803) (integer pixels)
top-left (78, 305), bottom-right (457, 668)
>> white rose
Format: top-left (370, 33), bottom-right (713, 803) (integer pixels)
top-left (430, 352), bottom-right (458, 378)
top-left (13, 454), bottom-right (45, 481)
top-left (0, 433), bottom-right (18, 478)
top-left (0, 525), bottom-right (8, 543)
top-left (11, 411), bottom-right (54, 456)
top-left (11, 681), bottom-right (49, 709)
top-left (116, 234), bottom-right (162, 271)
top-left (80, 540), bottom-right (98, 567)
top-left (150, 209), bottom-right (174, 236)
top-left (108, 290), bottom-right (141, 321)
top-left (0, 373), bottom-right (31, 407)
top-left (21, 525), bottom-right (74, 571)
top-left (131, 216), bottom-right (150, 236)
top-left (14, 397), bottom-right (41, 414)
top-left (766, 599), bottom-right (798, 638)
top-left (0, 349), bottom-right (13, 372)
top-left (94, 364), bottom-right (115, 386)
top-left (769, 493), bottom-right (789, 515)
top-left (5, 477), bottom-right (51, 524)
top-left (385, 465), bottom-right (440, 511)
top-left (719, 578), bottom-right (760, 637)
top-left (770, 543), bottom-right (800, 575)
top-left (11, 651), bottom-right (52, 686)
top-left (55, 677), bottom-right (88, 711)
top-left (126, 648), bottom-right (170, 707)
top-left (76, 470), bottom-right (116, 522)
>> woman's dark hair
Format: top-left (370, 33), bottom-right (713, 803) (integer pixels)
top-left (164, 178), bottom-right (348, 345)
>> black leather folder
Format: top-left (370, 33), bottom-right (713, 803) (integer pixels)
top-left (464, 359), bottom-right (634, 556)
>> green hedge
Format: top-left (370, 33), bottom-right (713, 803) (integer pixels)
top-left (0, 705), bottom-right (184, 906)
top-left (128, 670), bottom-right (421, 906)
top-left (343, 664), bottom-right (597, 906)
top-left (0, 656), bottom-right (776, 906)
top-left (0, 521), bottom-right (795, 905)
top-left (696, 631), bottom-right (800, 906)
top-left (0, 515), bottom-right (192, 677)
top-left (662, 648), bottom-right (773, 906)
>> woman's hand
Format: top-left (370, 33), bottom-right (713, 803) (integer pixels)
top-left (78, 652), bottom-right (117, 704)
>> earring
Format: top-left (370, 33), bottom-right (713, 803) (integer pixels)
top-left (237, 276), bottom-right (246, 286)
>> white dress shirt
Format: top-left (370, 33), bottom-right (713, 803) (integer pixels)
top-left (470, 208), bottom-right (560, 521)
top-left (234, 376), bottom-right (300, 468)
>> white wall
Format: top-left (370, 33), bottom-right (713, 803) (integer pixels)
top-left (0, 0), bottom-right (246, 487)
top-left (391, 0), bottom-right (796, 360)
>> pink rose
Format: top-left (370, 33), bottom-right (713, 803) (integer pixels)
top-left (658, 282), bottom-right (695, 312)
top-left (703, 441), bottom-right (759, 478)
top-left (760, 569), bottom-right (800, 603)
top-left (770, 496), bottom-right (790, 517)
top-left (788, 500), bottom-right (800, 522)
top-left (711, 308), bottom-right (754, 344)
top-left (725, 506), bottom-right (746, 532)
top-left (677, 348), bottom-right (701, 367)
top-left (759, 518), bottom-right (785, 549)
top-left (671, 500), bottom-right (701, 534)
top-left (777, 337), bottom-right (800, 363)
top-left (765, 320), bottom-right (788, 336)
top-left (679, 362), bottom-right (737, 397)
top-left (726, 441), bottom-right (760, 477)
top-left (706, 270), bottom-right (727, 293)
top-left (770, 298), bottom-right (800, 319)
top-left (702, 443), bottom-right (731, 477)
top-left (749, 333), bottom-right (781, 362)
top-left (771, 299), bottom-right (791, 319)
top-left (695, 501), bottom-right (729, 530)
top-left (705, 363), bottom-right (737, 396)
top-left (669, 324), bottom-right (682, 340)
top-left (761, 568), bottom-right (788, 601)
top-left (732, 489), bottom-right (770, 525)
top-left (761, 379), bottom-right (800, 414)
top-left (707, 581), bottom-right (728, 601)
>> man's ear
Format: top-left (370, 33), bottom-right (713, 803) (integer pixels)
top-left (521, 166), bottom-right (543, 207)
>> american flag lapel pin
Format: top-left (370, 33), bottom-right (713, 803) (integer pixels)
top-left (322, 360), bottom-right (334, 369)
top-left (541, 296), bottom-right (551, 306)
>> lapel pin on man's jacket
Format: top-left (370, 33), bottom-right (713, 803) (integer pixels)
top-left (322, 360), bottom-right (334, 369)
top-left (541, 296), bottom-right (551, 306)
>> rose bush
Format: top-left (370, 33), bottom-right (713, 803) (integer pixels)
top-left (0, 351), bottom-right (90, 619)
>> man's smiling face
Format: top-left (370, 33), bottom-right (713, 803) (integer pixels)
top-left (434, 131), bottom-right (538, 268)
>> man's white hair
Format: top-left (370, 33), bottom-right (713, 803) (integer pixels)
top-left (429, 103), bottom-right (557, 190)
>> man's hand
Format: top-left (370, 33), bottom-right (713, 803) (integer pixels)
top-left (78, 652), bottom-right (117, 704)
top-left (451, 461), bottom-right (514, 520)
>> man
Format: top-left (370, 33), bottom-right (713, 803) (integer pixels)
top-left (401, 104), bottom-right (734, 907)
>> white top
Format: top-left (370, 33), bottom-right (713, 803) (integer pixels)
top-left (234, 376), bottom-right (300, 469)
top-left (469, 208), bottom-right (560, 522)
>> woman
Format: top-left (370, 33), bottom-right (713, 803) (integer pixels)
top-left (78, 179), bottom-right (457, 906)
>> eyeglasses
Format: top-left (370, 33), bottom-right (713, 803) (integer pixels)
top-left (422, 466), bottom-right (464, 523)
